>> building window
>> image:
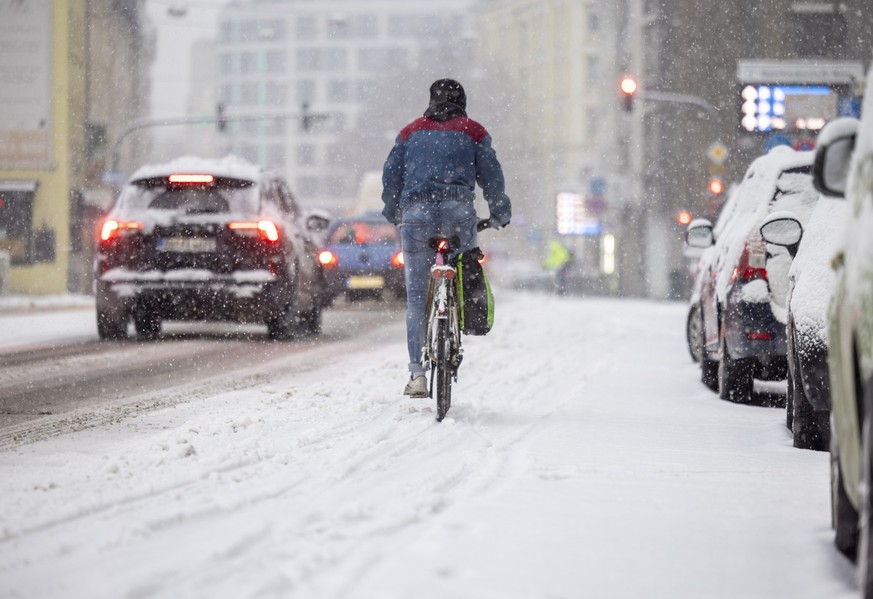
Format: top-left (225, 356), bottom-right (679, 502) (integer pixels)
top-left (265, 82), bottom-right (287, 105)
top-left (588, 13), bottom-right (600, 33)
top-left (240, 82), bottom-right (258, 105)
top-left (297, 144), bottom-right (316, 166)
top-left (297, 176), bottom-right (319, 197)
top-left (358, 47), bottom-right (407, 71)
top-left (328, 80), bottom-right (350, 102)
top-left (297, 16), bottom-right (317, 40)
top-left (218, 52), bottom-right (235, 74)
top-left (297, 48), bottom-right (348, 71)
top-left (328, 14), bottom-right (378, 39)
top-left (240, 51), bottom-right (256, 72)
top-left (586, 55), bottom-right (599, 84)
top-left (297, 79), bottom-right (316, 103)
top-left (265, 50), bottom-right (286, 73)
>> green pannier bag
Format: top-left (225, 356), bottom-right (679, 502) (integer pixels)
top-left (456, 247), bottom-right (494, 335)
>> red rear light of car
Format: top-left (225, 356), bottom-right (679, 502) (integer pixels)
top-left (391, 250), bottom-right (404, 268)
top-left (731, 238), bottom-right (768, 282)
top-left (318, 250), bottom-right (338, 268)
top-left (747, 331), bottom-right (773, 340)
top-left (168, 174), bottom-right (215, 184)
top-left (100, 219), bottom-right (143, 242)
top-left (228, 220), bottom-right (281, 243)
top-left (478, 252), bottom-right (486, 265)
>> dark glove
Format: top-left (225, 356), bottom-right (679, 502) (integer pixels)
top-left (477, 217), bottom-right (509, 232)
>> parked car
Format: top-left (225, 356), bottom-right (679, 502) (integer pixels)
top-left (812, 109), bottom-right (873, 583)
top-left (760, 194), bottom-right (847, 451)
top-left (685, 187), bottom-right (743, 363)
top-left (686, 146), bottom-right (817, 403)
top-left (318, 215), bottom-right (405, 304)
top-left (94, 155), bottom-right (328, 340)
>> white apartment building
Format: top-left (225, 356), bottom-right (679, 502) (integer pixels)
top-left (214, 0), bottom-right (475, 212)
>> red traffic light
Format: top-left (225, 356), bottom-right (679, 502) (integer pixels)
top-left (708, 177), bottom-right (724, 195)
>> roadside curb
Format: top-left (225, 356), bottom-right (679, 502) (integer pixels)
top-left (0, 295), bottom-right (95, 315)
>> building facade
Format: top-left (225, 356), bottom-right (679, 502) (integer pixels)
top-left (213, 0), bottom-right (475, 213)
top-left (0, 0), bottom-right (152, 295)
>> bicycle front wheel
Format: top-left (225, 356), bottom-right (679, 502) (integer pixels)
top-left (434, 316), bottom-right (453, 421)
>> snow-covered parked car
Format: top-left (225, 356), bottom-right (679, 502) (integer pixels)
top-left (94, 155), bottom-right (329, 340)
top-left (760, 192), bottom-right (848, 451)
top-left (812, 104), bottom-right (873, 579)
top-left (687, 146), bottom-right (818, 403)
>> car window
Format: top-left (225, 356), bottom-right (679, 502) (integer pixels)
top-left (329, 222), bottom-right (398, 244)
top-left (277, 180), bottom-right (300, 218)
top-left (119, 179), bottom-right (259, 215)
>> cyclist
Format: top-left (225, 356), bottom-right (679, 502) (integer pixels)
top-left (381, 78), bottom-right (512, 397)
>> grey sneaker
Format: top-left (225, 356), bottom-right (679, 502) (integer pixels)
top-left (403, 375), bottom-right (428, 398)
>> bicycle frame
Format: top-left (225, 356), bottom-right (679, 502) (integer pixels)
top-left (423, 240), bottom-right (462, 420)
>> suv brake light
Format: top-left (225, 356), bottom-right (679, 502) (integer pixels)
top-left (732, 238), bottom-right (768, 282)
top-left (228, 220), bottom-right (280, 242)
top-left (390, 250), bottom-right (404, 268)
top-left (100, 219), bottom-right (143, 242)
top-left (168, 174), bottom-right (214, 184)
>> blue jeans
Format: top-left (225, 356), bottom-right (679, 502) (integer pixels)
top-left (400, 201), bottom-right (478, 374)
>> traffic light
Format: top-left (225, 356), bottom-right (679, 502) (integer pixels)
top-left (620, 77), bottom-right (637, 113)
top-left (708, 177), bottom-right (724, 196)
top-left (216, 102), bottom-right (227, 132)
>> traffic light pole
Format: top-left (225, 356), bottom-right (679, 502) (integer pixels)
top-left (109, 105), bottom-right (330, 179)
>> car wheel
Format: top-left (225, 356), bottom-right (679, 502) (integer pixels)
top-left (832, 422), bottom-right (859, 561)
top-left (792, 378), bottom-right (829, 451)
top-left (266, 304), bottom-right (296, 340)
top-left (718, 326), bottom-right (754, 403)
top-left (686, 304), bottom-right (704, 363)
top-left (300, 303), bottom-right (322, 336)
top-left (133, 310), bottom-right (161, 340)
top-left (860, 379), bottom-right (873, 597)
top-left (701, 354), bottom-right (719, 392)
top-left (97, 308), bottom-right (128, 340)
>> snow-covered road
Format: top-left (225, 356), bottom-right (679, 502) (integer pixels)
top-left (0, 292), bottom-right (856, 598)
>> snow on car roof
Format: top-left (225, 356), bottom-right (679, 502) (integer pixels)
top-left (129, 155), bottom-right (264, 183)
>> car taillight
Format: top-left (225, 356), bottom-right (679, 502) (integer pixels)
top-left (478, 252), bottom-right (486, 265)
top-left (228, 220), bottom-right (281, 242)
top-left (731, 238), bottom-right (768, 282)
top-left (168, 174), bottom-right (215, 184)
top-left (100, 219), bottom-right (143, 242)
top-left (318, 250), bottom-right (338, 267)
top-left (391, 250), bottom-right (404, 268)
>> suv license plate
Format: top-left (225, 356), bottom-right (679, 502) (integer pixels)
top-left (348, 275), bottom-right (385, 289)
top-left (158, 237), bottom-right (217, 253)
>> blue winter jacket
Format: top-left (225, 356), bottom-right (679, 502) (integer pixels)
top-left (381, 116), bottom-right (511, 226)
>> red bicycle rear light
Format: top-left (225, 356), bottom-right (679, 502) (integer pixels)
top-left (318, 250), bottom-right (338, 267)
top-left (168, 174), bottom-right (215, 184)
top-left (391, 250), bottom-right (404, 268)
top-left (437, 239), bottom-right (448, 252)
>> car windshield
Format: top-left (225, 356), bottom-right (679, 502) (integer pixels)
top-left (117, 178), bottom-right (260, 215)
top-left (329, 221), bottom-right (398, 245)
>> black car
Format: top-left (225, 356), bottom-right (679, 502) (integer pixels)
top-left (94, 155), bottom-right (328, 340)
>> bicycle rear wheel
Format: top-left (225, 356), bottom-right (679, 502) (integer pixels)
top-left (434, 317), bottom-right (452, 421)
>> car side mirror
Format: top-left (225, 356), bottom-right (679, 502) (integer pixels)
top-left (685, 218), bottom-right (713, 249)
top-left (305, 211), bottom-right (331, 234)
top-left (760, 211), bottom-right (803, 258)
top-left (812, 117), bottom-right (859, 198)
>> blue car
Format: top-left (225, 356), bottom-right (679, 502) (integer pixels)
top-left (318, 216), bottom-right (405, 304)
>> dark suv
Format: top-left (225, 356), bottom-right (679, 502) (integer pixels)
top-left (94, 156), bottom-right (328, 340)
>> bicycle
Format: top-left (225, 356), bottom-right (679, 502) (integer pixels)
top-left (423, 219), bottom-right (492, 421)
